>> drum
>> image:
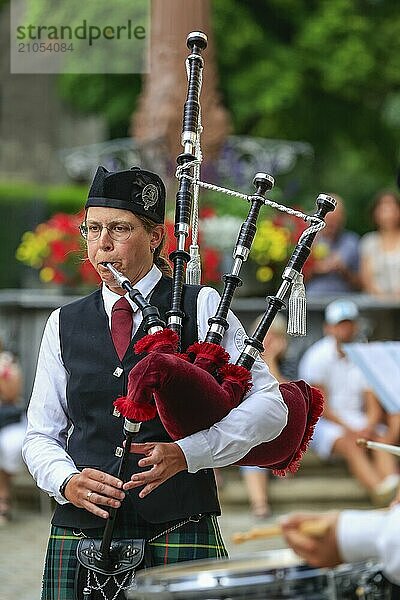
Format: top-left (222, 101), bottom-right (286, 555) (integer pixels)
top-left (127, 549), bottom-right (332, 599)
top-left (127, 550), bottom-right (392, 600)
top-left (333, 561), bottom-right (391, 599)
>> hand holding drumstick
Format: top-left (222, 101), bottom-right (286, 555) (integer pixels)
top-left (232, 518), bottom-right (330, 544)
top-left (233, 512), bottom-right (343, 568)
top-left (233, 441), bottom-right (400, 568)
top-left (280, 512), bottom-right (343, 568)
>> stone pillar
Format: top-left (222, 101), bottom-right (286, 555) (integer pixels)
top-left (131, 0), bottom-right (230, 172)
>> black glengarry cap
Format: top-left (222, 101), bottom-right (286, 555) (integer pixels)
top-left (85, 166), bottom-right (166, 224)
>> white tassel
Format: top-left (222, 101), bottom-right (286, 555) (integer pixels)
top-left (186, 245), bottom-right (202, 285)
top-left (287, 273), bottom-right (307, 336)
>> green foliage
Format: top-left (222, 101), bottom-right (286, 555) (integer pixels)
top-left (5, 0), bottom-right (400, 235)
top-left (0, 180), bottom-right (86, 211)
top-left (14, 0), bottom-right (146, 136)
top-left (211, 0), bottom-right (400, 231)
top-left (57, 74), bottom-right (141, 137)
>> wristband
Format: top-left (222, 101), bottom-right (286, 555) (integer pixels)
top-left (59, 473), bottom-right (78, 499)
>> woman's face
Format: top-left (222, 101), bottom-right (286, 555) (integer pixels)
top-left (373, 194), bottom-right (400, 230)
top-left (85, 207), bottom-right (164, 293)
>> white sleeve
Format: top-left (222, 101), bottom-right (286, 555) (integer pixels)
top-left (337, 506), bottom-right (400, 585)
top-left (176, 287), bottom-right (288, 472)
top-left (22, 309), bottom-right (79, 504)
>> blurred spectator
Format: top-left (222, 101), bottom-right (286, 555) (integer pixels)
top-left (298, 299), bottom-right (399, 505)
top-left (241, 314), bottom-right (290, 520)
top-left (0, 341), bottom-right (25, 524)
top-left (360, 189), bottom-right (400, 300)
top-left (305, 195), bottom-right (361, 295)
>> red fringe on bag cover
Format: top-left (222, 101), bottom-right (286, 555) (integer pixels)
top-left (113, 332), bottom-right (252, 437)
top-left (235, 380), bottom-right (324, 476)
top-left (114, 332), bottom-right (324, 474)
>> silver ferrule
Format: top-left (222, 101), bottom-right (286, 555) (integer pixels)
top-left (209, 323), bottom-right (225, 336)
top-left (176, 228), bottom-right (189, 251)
top-left (282, 266), bottom-right (299, 283)
top-left (233, 245), bottom-right (250, 262)
top-left (104, 262), bottom-right (130, 288)
top-left (275, 279), bottom-right (291, 301)
top-left (124, 420), bottom-right (142, 434)
top-left (231, 257), bottom-right (243, 276)
top-left (148, 325), bottom-right (164, 335)
top-left (181, 131), bottom-right (197, 146)
top-left (243, 345), bottom-right (259, 360)
top-left (168, 316), bottom-right (182, 326)
top-left (183, 141), bottom-right (195, 155)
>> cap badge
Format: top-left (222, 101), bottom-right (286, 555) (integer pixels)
top-left (142, 184), bottom-right (158, 211)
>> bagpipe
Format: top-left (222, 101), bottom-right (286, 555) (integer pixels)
top-left (110, 30), bottom-right (334, 474)
top-left (77, 30), bottom-right (334, 597)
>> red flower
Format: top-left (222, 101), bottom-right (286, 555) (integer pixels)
top-left (164, 219), bottom-right (222, 286)
top-left (52, 269), bottom-right (67, 284)
top-left (79, 260), bottom-right (101, 284)
top-left (199, 205), bottom-right (217, 219)
top-left (48, 212), bottom-right (81, 234)
top-left (49, 239), bottom-right (80, 263)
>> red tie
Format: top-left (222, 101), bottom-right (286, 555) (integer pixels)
top-left (111, 297), bottom-right (133, 360)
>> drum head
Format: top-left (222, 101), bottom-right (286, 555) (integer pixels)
top-left (127, 549), bottom-right (330, 599)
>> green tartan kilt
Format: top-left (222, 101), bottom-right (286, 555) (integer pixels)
top-left (41, 513), bottom-right (227, 600)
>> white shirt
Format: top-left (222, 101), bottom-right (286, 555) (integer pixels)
top-left (298, 336), bottom-right (368, 424)
top-left (298, 336), bottom-right (336, 382)
top-left (338, 506), bottom-right (400, 585)
top-left (23, 266), bottom-right (287, 504)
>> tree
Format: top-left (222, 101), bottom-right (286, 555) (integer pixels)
top-left (7, 0), bottom-right (400, 230)
top-left (132, 0), bottom-right (230, 166)
top-left (212, 0), bottom-right (400, 228)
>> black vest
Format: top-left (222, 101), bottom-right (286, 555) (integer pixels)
top-left (52, 277), bottom-right (220, 529)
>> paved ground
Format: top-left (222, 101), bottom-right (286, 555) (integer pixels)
top-left (0, 503), bottom-right (291, 600)
top-left (1, 464), bottom-right (372, 599)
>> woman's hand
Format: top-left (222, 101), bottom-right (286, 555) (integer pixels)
top-left (124, 442), bottom-right (188, 497)
top-left (64, 468), bottom-right (125, 519)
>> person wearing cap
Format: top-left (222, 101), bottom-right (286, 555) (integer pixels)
top-left (22, 166), bottom-right (287, 599)
top-left (298, 298), bottom-right (399, 502)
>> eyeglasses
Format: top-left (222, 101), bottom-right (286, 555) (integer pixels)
top-left (79, 221), bottom-right (139, 242)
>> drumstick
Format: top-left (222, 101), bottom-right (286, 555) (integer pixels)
top-left (232, 519), bottom-right (330, 544)
top-left (356, 438), bottom-right (400, 457)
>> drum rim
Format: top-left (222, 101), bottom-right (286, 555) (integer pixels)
top-left (135, 548), bottom-right (303, 583)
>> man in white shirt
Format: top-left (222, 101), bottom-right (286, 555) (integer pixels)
top-left (298, 298), bottom-right (399, 502)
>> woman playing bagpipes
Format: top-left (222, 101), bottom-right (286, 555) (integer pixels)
top-left (22, 32), bottom-right (331, 600)
top-left (22, 165), bottom-right (289, 600)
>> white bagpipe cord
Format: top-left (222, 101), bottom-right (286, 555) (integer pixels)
top-left (287, 272), bottom-right (307, 336)
top-left (185, 58), bottom-right (203, 285)
top-left (176, 156), bottom-right (325, 335)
